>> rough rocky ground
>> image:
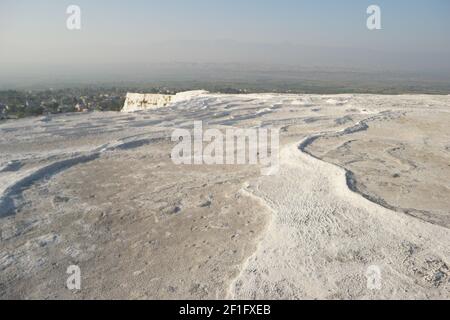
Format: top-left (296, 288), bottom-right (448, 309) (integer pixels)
top-left (304, 107), bottom-right (450, 228)
top-left (0, 93), bottom-right (449, 299)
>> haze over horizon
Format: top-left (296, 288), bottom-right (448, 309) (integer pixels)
top-left (1, 0), bottom-right (449, 88)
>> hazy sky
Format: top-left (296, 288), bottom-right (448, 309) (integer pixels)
top-left (1, 0), bottom-right (449, 84)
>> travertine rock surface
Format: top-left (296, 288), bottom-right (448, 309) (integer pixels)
top-left (121, 90), bottom-right (208, 112)
top-left (121, 93), bottom-right (173, 112)
top-left (1, 93), bottom-right (449, 299)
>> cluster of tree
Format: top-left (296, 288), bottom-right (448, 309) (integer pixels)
top-left (0, 89), bottom-right (126, 119)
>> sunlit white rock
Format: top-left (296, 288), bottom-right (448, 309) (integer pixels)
top-left (121, 90), bottom-right (209, 112)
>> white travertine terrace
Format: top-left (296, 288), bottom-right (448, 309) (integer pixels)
top-left (1, 92), bottom-right (449, 299)
top-left (121, 93), bottom-right (173, 112)
top-left (121, 90), bottom-right (208, 112)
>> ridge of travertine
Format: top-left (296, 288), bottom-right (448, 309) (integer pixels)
top-left (121, 90), bottom-right (208, 112)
